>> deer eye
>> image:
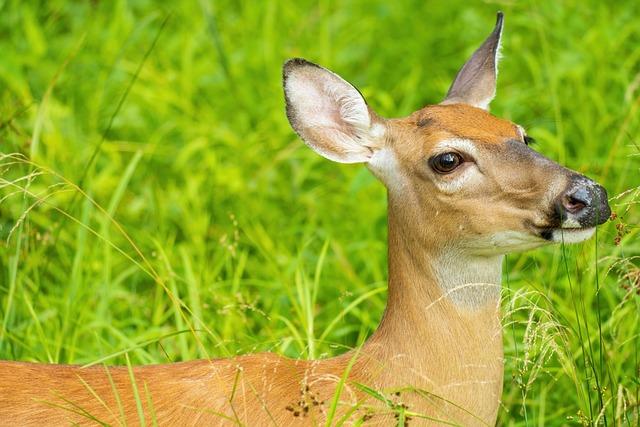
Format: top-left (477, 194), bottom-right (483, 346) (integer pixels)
top-left (430, 152), bottom-right (463, 174)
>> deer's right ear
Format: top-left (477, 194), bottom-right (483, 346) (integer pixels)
top-left (283, 59), bottom-right (384, 163)
top-left (442, 12), bottom-right (504, 110)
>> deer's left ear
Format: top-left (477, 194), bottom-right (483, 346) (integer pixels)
top-left (442, 12), bottom-right (504, 111)
top-left (283, 59), bottom-right (385, 164)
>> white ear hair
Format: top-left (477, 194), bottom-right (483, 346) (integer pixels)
top-left (283, 59), bottom-right (384, 163)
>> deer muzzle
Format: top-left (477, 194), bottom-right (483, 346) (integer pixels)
top-left (555, 175), bottom-right (611, 229)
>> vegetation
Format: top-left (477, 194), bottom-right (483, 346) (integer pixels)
top-left (0, 0), bottom-right (638, 425)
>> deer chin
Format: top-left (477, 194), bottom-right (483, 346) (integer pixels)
top-left (547, 227), bottom-right (596, 244)
top-left (461, 225), bottom-right (597, 257)
top-left (460, 230), bottom-right (551, 256)
top-left (534, 224), bottom-right (597, 244)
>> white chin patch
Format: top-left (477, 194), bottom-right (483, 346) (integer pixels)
top-left (551, 227), bottom-right (596, 244)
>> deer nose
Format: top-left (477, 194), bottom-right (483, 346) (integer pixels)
top-left (556, 176), bottom-right (611, 228)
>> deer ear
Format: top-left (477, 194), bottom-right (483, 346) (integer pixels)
top-left (442, 12), bottom-right (504, 110)
top-left (283, 59), bottom-right (384, 163)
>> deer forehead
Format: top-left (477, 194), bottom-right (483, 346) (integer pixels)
top-left (408, 104), bottom-right (520, 148)
top-left (372, 105), bottom-right (526, 193)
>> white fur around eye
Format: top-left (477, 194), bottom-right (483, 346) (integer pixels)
top-left (433, 138), bottom-right (479, 158)
top-left (433, 166), bottom-right (475, 194)
top-left (430, 138), bottom-right (480, 194)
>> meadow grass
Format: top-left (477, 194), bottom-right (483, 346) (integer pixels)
top-left (0, 0), bottom-right (639, 425)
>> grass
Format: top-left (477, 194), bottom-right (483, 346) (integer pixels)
top-left (0, 0), bottom-right (639, 425)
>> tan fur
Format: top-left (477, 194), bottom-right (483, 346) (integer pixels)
top-left (413, 104), bottom-right (520, 144)
top-left (0, 15), bottom-right (593, 425)
top-left (0, 104), bottom-right (573, 426)
top-left (0, 240), bottom-right (503, 426)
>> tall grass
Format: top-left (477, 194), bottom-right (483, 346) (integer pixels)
top-left (0, 0), bottom-right (638, 425)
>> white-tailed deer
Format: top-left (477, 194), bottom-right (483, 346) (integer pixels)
top-left (0, 12), bottom-right (610, 426)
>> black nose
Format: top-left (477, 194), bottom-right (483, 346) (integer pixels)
top-left (556, 176), bottom-right (611, 227)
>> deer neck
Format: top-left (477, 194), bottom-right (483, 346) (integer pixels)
top-left (357, 193), bottom-right (505, 420)
top-left (373, 191), bottom-right (505, 336)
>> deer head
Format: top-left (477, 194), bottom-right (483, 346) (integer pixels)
top-left (283, 13), bottom-right (610, 305)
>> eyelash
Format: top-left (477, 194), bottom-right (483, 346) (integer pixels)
top-left (523, 135), bottom-right (536, 146)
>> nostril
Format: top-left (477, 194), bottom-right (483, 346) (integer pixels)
top-left (563, 194), bottom-right (587, 214)
top-left (558, 177), bottom-right (609, 226)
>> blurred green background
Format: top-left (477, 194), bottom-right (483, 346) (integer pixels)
top-left (0, 0), bottom-right (639, 425)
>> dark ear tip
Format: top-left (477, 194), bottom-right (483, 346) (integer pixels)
top-left (495, 11), bottom-right (504, 29)
top-left (283, 58), bottom-right (320, 77)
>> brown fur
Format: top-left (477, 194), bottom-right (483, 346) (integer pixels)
top-left (0, 223), bottom-right (503, 425)
top-left (0, 15), bottom-right (591, 425)
top-left (413, 104), bottom-right (520, 144)
top-left (0, 104), bottom-right (569, 426)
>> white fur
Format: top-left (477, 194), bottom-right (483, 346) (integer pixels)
top-left (476, 97), bottom-right (492, 111)
top-left (551, 227), bottom-right (595, 243)
top-left (430, 139), bottom-right (481, 194)
top-left (434, 138), bottom-right (479, 158)
top-left (432, 249), bottom-right (503, 308)
top-left (434, 224), bottom-right (595, 307)
top-left (285, 72), bottom-right (370, 131)
top-left (368, 148), bottom-right (405, 192)
top-left (494, 23), bottom-right (503, 78)
top-left (434, 167), bottom-right (475, 194)
top-left (475, 21), bottom-right (503, 111)
top-left (561, 217), bottom-right (582, 229)
top-left (285, 65), bottom-right (377, 163)
top-left (462, 226), bottom-right (595, 258)
top-left (370, 123), bottom-right (386, 139)
top-left (323, 80), bottom-right (371, 130)
top-left (464, 231), bottom-right (549, 256)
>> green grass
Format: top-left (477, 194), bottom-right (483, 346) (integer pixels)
top-left (0, 0), bottom-right (639, 425)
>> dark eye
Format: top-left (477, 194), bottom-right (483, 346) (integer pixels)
top-left (430, 152), bottom-right (463, 174)
top-left (523, 135), bottom-right (536, 146)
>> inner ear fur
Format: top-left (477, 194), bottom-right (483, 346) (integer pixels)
top-left (283, 58), bottom-right (383, 163)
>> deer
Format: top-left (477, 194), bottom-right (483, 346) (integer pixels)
top-left (0, 12), bottom-right (610, 426)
